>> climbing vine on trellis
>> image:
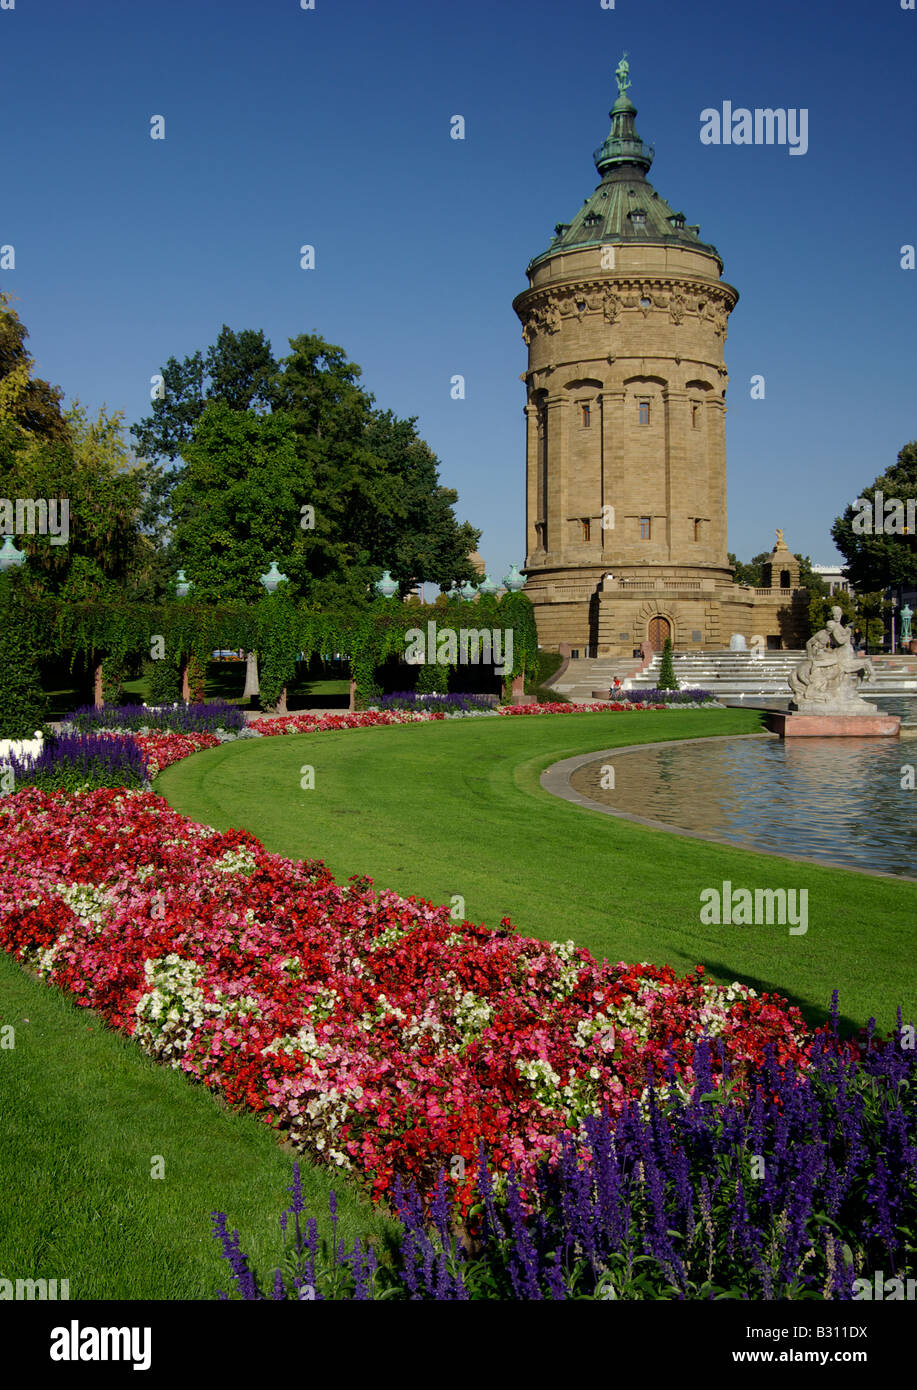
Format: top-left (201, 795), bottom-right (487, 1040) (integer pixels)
top-left (11, 585), bottom-right (538, 707)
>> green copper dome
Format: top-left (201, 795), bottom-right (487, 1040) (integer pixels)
top-left (528, 57), bottom-right (723, 273)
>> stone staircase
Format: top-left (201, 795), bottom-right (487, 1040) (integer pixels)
top-left (549, 650), bottom-right (917, 702)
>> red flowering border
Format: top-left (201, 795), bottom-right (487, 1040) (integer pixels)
top-left (0, 785), bottom-right (826, 1205)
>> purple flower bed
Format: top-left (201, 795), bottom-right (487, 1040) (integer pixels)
top-left (376, 691), bottom-right (497, 714)
top-left (623, 687), bottom-right (716, 705)
top-left (213, 1004), bottom-right (917, 1300)
top-left (7, 731), bottom-right (148, 792)
top-left (63, 700), bottom-right (245, 736)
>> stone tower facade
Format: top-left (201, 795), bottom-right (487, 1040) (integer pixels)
top-left (513, 60), bottom-right (805, 656)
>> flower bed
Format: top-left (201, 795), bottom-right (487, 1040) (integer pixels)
top-left (216, 1006), bottom-right (917, 1300)
top-left (499, 700), bottom-right (666, 715)
top-left (5, 731), bottom-right (149, 792)
top-left (0, 786), bottom-right (828, 1206)
top-left (623, 687), bottom-right (718, 706)
top-left (64, 701), bottom-right (246, 735)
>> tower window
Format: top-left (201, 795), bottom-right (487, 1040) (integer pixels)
top-left (638, 401), bottom-right (650, 426)
top-left (640, 516), bottom-right (652, 540)
top-left (581, 403), bottom-right (591, 427)
top-left (691, 403), bottom-right (699, 428)
top-left (693, 518), bottom-right (702, 541)
top-left (582, 518), bottom-right (591, 542)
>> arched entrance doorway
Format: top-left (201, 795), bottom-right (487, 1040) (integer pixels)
top-left (648, 616), bottom-right (671, 651)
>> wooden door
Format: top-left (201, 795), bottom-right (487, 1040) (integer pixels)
top-left (648, 616), bottom-right (671, 651)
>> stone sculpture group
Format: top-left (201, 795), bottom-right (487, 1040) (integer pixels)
top-left (788, 607), bottom-right (877, 714)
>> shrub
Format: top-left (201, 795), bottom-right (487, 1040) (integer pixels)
top-left (144, 656), bottom-right (181, 705)
top-left (0, 612), bottom-right (48, 739)
top-left (186, 653), bottom-right (206, 704)
top-left (657, 637), bottom-right (677, 691)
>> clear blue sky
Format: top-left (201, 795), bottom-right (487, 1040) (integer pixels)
top-left (3, 0), bottom-right (915, 583)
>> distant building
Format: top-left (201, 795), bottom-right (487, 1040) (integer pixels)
top-left (811, 564), bottom-right (853, 597)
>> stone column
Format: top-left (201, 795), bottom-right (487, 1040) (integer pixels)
top-left (600, 387), bottom-right (626, 562)
top-left (662, 386), bottom-right (688, 565)
top-left (524, 401), bottom-right (540, 562)
top-left (544, 393), bottom-right (568, 561)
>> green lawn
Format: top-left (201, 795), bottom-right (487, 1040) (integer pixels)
top-left (158, 709), bottom-right (917, 1035)
top-left (0, 952), bottom-right (398, 1299)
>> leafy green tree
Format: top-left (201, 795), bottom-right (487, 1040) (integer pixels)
top-left (808, 588), bottom-right (856, 634)
top-left (729, 552), bottom-right (767, 587)
top-left (831, 441), bottom-right (917, 591)
top-left (1, 402), bottom-right (144, 600)
top-left (365, 410), bottom-right (480, 592)
top-left (132, 327), bottom-right (278, 463)
top-left (151, 329), bottom-right (482, 606)
top-left (854, 591), bottom-right (890, 653)
top-left (0, 293), bottom-right (69, 444)
top-left (133, 327), bottom-right (279, 564)
top-left (169, 402), bottom-right (307, 602)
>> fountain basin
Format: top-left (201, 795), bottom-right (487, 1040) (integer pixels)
top-left (766, 712), bottom-right (901, 738)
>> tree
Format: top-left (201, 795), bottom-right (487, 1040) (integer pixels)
top-left (831, 441), bottom-right (917, 591)
top-left (1, 401), bottom-right (144, 600)
top-left (808, 588), bottom-right (855, 635)
top-left (132, 327), bottom-right (280, 559)
top-left (364, 410), bottom-right (480, 591)
top-left (729, 552), bottom-right (767, 587)
top-left (169, 402), bottom-right (307, 603)
top-left (854, 591), bottom-right (890, 653)
top-left (0, 293), bottom-right (69, 444)
top-left (658, 636), bottom-right (677, 690)
top-left (143, 327), bottom-right (483, 608)
top-left (132, 327), bottom-right (278, 463)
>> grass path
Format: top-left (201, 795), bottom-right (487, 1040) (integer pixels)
top-left (159, 709), bottom-right (917, 1034)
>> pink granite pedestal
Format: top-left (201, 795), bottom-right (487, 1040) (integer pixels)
top-left (765, 711), bottom-right (901, 738)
